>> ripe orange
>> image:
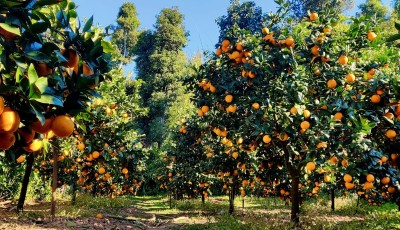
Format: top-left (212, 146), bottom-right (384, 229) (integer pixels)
top-left (232, 152), bottom-right (239, 159)
top-left (18, 128), bottom-right (35, 143)
top-left (77, 142), bottom-right (85, 151)
top-left (329, 156), bottom-right (338, 165)
top-left (388, 186), bottom-right (396, 193)
top-left (346, 73), bottom-right (355, 83)
top-left (303, 109), bottom-right (311, 119)
top-left (363, 182), bottom-right (374, 190)
top-left (262, 27), bottom-right (270, 35)
top-left (285, 37), bottom-right (294, 46)
top-left (311, 45), bottom-right (320, 56)
top-left (386, 129), bottom-right (396, 139)
top-left (323, 27), bottom-right (332, 34)
top-left (367, 31), bottom-right (377, 41)
top-left (327, 79), bottom-right (337, 89)
top-left (98, 167), bottom-right (106, 175)
top-left (341, 159), bottom-right (349, 167)
top-left (309, 12), bottom-right (318, 21)
top-left (338, 55), bottom-right (348, 65)
top-left (306, 162), bottom-right (316, 172)
top-left (226, 104), bottom-right (237, 113)
top-left (197, 109), bottom-right (204, 117)
top-left (216, 48), bottom-right (222, 56)
top-left (23, 139), bottom-right (43, 152)
top-left (0, 107), bottom-right (20, 133)
top-left (200, 105), bottom-right (209, 114)
top-left (345, 182), bottom-right (355, 189)
top-left (316, 142), bottom-right (327, 149)
top-left (290, 106), bottom-right (298, 115)
top-left (225, 94), bottom-right (233, 103)
top-left (381, 156), bottom-right (388, 163)
top-left (62, 48), bottom-right (79, 74)
top-left (122, 168), bottom-right (128, 174)
top-left (381, 177), bottom-right (390, 185)
top-left (96, 213), bottom-right (103, 219)
top-left (248, 71), bottom-right (256, 78)
top-left (391, 153), bottom-right (398, 160)
top-left (0, 96), bottom-right (4, 115)
top-left (222, 39), bottom-right (230, 47)
top-left (236, 42), bottom-right (243, 51)
top-left (209, 85), bottom-right (216, 93)
top-left (230, 51), bottom-right (240, 60)
top-left (32, 118), bottom-right (54, 134)
top-left (51, 115), bottom-right (74, 138)
top-left (366, 174), bottom-right (375, 182)
top-left (300, 121), bottom-right (310, 130)
top-left (384, 112), bottom-right (394, 120)
top-left (252, 102), bottom-right (260, 110)
top-left (92, 151), bottom-right (100, 159)
top-left (16, 155), bottom-right (25, 163)
top-left (371, 95), bottom-right (380, 104)
top-left (263, 135), bottom-right (272, 144)
top-left (344, 174), bottom-right (352, 183)
top-left (333, 112), bottom-right (343, 121)
top-left (0, 132), bottom-right (16, 150)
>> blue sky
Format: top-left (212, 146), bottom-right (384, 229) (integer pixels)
top-left (74, 0), bottom-right (392, 73)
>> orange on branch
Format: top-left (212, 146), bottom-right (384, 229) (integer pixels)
top-left (0, 107), bottom-right (20, 133)
top-left (23, 139), bottom-right (43, 152)
top-left (344, 174), bottom-right (352, 183)
top-left (0, 132), bottom-right (16, 150)
top-left (51, 115), bottom-right (74, 138)
top-left (338, 55), bottom-right (348, 65)
top-left (32, 118), bottom-right (54, 134)
top-left (371, 95), bottom-right (380, 104)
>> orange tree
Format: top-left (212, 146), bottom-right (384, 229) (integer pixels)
top-left (0, 0), bottom-right (113, 211)
top-left (32, 69), bottom-right (147, 200)
top-left (191, 2), bottom-right (400, 223)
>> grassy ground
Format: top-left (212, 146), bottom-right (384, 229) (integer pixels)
top-left (0, 193), bottom-right (399, 229)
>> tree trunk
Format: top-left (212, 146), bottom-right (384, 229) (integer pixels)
top-left (17, 153), bottom-right (34, 212)
top-left (169, 192), bottom-right (172, 209)
top-left (201, 192), bottom-right (205, 204)
top-left (51, 152), bottom-right (58, 220)
top-left (229, 183), bottom-right (235, 214)
top-left (290, 176), bottom-right (300, 225)
top-left (331, 189), bottom-right (335, 211)
top-left (71, 183), bottom-right (76, 205)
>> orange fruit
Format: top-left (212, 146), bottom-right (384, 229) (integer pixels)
top-left (23, 139), bottom-right (43, 152)
top-left (290, 106), bottom-right (298, 115)
top-left (96, 213), bottom-right (103, 219)
top-left (344, 174), bottom-right (352, 183)
top-left (226, 105), bottom-right (237, 113)
top-left (391, 153), bottom-right (398, 160)
top-left (92, 151), bottom-right (100, 159)
top-left (216, 48), bottom-right (222, 56)
top-left (371, 95), bottom-right (380, 104)
top-left (381, 177), bottom-right (390, 185)
top-left (0, 96), bottom-right (4, 115)
top-left (62, 48), bottom-right (79, 74)
top-left (338, 55), bottom-right (348, 65)
top-left (303, 109), bottom-right (311, 119)
top-left (252, 102), bottom-right (260, 110)
top-left (278, 132), bottom-right (289, 141)
top-left (248, 71), bottom-right (256, 78)
top-left (209, 85), bottom-right (216, 93)
top-left (236, 42), bottom-right (243, 51)
top-left (327, 79), bottom-right (337, 89)
top-left (346, 73), bottom-right (355, 83)
top-left (363, 182), bottom-right (374, 190)
top-left (323, 27), bottom-right (332, 34)
top-left (222, 39), bottom-right (230, 47)
top-left (0, 132), bottom-right (16, 150)
top-left (225, 94), bottom-right (233, 103)
top-left (316, 142), bottom-right (327, 149)
top-left (334, 112), bottom-right (343, 121)
top-left (201, 105), bottom-right (209, 113)
top-left (300, 121), bottom-right (310, 130)
top-left (83, 61), bottom-right (94, 76)
top-left (18, 128), bottom-right (35, 143)
top-left (285, 37), bottom-right (294, 46)
top-left (122, 168), bottom-right (128, 174)
top-left (230, 51), bottom-right (240, 60)
top-left (311, 45), bottom-right (320, 56)
top-left (386, 129), bottom-right (396, 139)
top-left (0, 107), bottom-right (20, 133)
top-left (329, 156), bottom-right (338, 165)
top-left (98, 167), bottom-right (106, 175)
top-left (384, 112), bottom-right (394, 120)
top-left (77, 142), bottom-right (85, 151)
top-left (198, 109), bottom-right (204, 117)
top-left (262, 27), bottom-right (270, 34)
top-left (341, 159), bottom-right (349, 167)
top-left (388, 186), bottom-right (396, 193)
top-left (262, 135), bottom-right (272, 143)
top-left (16, 155), bottom-right (25, 163)
top-left (306, 162), bottom-right (316, 172)
top-left (366, 174), bottom-right (375, 182)
top-left (309, 12), bottom-right (318, 21)
top-left (51, 115), bottom-right (74, 138)
top-left (32, 118), bottom-right (54, 134)
top-left (345, 182), bottom-right (355, 189)
top-left (367, 31), bottom-right (377, 41)
top-left (232, 152), bottom-right (239, 159)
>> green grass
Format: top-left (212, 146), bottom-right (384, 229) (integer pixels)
top-left (4, 193), bottom-right (400, 229)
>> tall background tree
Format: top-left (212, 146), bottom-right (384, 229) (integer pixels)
top-left (359, 0), bottom-right (389, 19)
top-left (112, 2), bottom-right (140, 64)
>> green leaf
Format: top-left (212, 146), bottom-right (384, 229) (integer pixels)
top-left (30, 21), bottom-right (49, 34)
top-left (28, 64), bottom-right (38, 85)
top-left (33, 0), bottom-right (66, 7)
top-left (82, 16), bottom-right (93, 33)
top-left (395, 22), bottom-right (400, 32)
top-left (34, 77), bottom-right (48, 94)
top-left (32, 94), bottom-right (63, 106)
top-left (0, 23), bottom-right (20, 36)
top-left (30, 104), bottom-right (45, 124)
top-left (26, 51), bottom-right (51, 63)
